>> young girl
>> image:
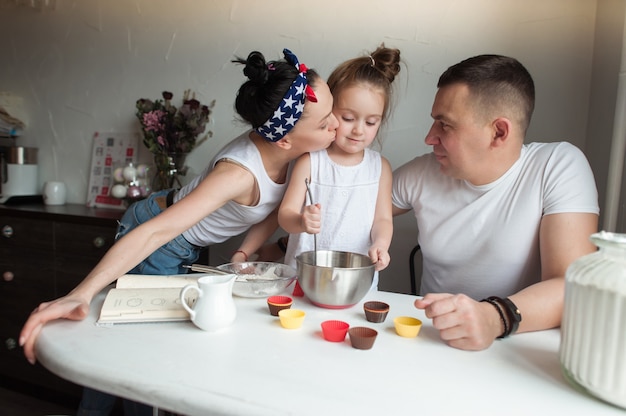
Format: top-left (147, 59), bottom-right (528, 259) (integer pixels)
top-left (20, 48), bottom-right (336, 367)
top-left (278, 45), bottom-right (401, 289)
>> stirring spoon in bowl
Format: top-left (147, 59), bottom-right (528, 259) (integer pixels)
top-left (304, 178), bottom-right (318, 265)
top-left (183, 264), bottom-right (276, 282)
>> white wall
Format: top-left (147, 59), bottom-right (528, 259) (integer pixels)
top-left (0, 0), bottom-right (606, 293)
top-left (586, 0), bottom-right (626, 235)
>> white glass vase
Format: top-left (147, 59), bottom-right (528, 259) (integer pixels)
top-left (560, 231), bottom-right (626, 408)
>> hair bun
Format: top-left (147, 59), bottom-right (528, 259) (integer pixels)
top-left (370, 45), bottom-right (401, 83)
top-left (233, 49), bottom-right (309, 129)
top-left (243, 51), bottom-right (269, 84)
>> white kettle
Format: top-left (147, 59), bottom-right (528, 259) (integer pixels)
top-left (0, 146), bottom-right (39, 204)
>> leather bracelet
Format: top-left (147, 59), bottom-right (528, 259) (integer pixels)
top-left (277, 236), bottom-right (288, 253)
top-left (481, 298), bottom-right (508, 339)
top-left (233, 250), bottom-right (248, 262)
top-left (495, 296), bottom-right (522, 336)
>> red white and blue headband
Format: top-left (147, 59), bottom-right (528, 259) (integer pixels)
top-left (256, 49), bottom-right (317, 142)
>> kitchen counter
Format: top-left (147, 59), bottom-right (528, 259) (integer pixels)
top-left (1, 203), bottom-right (123, 404)
top-left (35, 287), bottom-right (623, 416)
top-left (0, 202), bottom-right (124, 225)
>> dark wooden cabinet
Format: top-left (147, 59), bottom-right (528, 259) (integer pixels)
top-left (0, 204), bottom-right (123, 406)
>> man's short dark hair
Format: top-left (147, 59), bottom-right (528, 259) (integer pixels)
top-left (438, 55), bottom-right (535, 133)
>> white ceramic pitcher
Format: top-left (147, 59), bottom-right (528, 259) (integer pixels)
top-left (180, 274), bottom-right (237, 331)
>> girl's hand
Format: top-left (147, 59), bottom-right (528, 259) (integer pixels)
top-left (368, 246), bottom-right (391, 271)
top-left (301, 203), bottom-right (322, 234)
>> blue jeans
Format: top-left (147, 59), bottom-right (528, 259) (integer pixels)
top-left (116, 189), bottom-right (201, 274)
top-left (78, 189), bottom-right (201, 415)
top-left (77, 387), bottom-right (153, 416)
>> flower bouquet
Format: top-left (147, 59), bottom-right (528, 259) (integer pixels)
top-left (136, 90), bottom-right (215, 191)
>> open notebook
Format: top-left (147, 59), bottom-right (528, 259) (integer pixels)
top-left (97, 274), bottom-right (202, 325)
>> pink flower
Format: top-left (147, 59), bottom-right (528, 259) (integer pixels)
top-left (136, 90), bottom-right (214, 155)
top-left (142, 111), bottom-right (165, 132)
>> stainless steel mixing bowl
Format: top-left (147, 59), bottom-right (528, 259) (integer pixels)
top-left (295, 250), bottom-right (375, 309)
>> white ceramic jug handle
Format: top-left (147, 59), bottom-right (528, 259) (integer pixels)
top-left (180, 284), bottom-right (202, 320)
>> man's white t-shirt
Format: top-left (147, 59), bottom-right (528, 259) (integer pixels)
top-left (392, 142), bottom-right (599, 300)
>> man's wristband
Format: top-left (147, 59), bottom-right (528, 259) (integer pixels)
top-left (482, 296), bottom-right (522, 338)
top-left (496, 296), bottom-right (522, 336)
top-left (481, 297), bottom-right (508, 339)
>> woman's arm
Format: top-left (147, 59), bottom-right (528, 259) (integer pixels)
top-left (232, 208), bottom-right (281, 262)
top-left (20, 160), bottom-right (257, 362)
top-left (75, 161), bottom-right (257, 296)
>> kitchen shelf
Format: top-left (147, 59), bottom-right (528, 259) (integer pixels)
top-left (0, 203), bottom-right (123, 407)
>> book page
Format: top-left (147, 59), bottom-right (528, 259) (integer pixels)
top-left (115, 274), bottom-right (201, 289)
top-left (97, 274), bottom-right (203, 325)
top-left (97, 287), bottom-right (197, 324)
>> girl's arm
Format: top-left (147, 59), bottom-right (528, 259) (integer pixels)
top-left (369, 157), bottom-right (393, 271)
top-left (278, 154), bottom-right (320, 234)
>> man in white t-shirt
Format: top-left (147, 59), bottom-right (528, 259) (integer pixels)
top-left (392, 54), bottom-right (599, 351)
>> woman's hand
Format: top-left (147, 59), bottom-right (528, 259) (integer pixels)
top-left (19, 295), bottom-right (91, 364)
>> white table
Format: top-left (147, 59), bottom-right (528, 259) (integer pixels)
top-left (36, 287), bottom-right (623, 416)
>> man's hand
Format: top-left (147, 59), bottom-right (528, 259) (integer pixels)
top-left (414, 293), bottom-right (503, 350)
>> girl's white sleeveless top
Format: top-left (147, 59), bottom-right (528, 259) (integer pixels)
top-left (285, 148), bottom-right (381, 288)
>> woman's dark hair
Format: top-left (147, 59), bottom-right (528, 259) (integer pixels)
top-left (233, 51), bottom-right (319, 128)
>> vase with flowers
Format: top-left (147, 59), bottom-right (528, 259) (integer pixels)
top-left (136, 90), bottom-right (215, 191)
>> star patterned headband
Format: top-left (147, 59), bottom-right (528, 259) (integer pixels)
top-left (256, 49), bottom-right (317, 142)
